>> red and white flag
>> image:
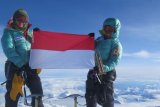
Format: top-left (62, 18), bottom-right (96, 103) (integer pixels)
top-left (29, 30), bottom-right (95, 69)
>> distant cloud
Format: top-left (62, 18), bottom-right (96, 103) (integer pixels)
top-left (123, 50), bottom-right (160, 62)
top-left (123, 50), bottom-right (151, 58)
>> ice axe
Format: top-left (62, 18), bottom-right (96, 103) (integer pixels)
top-left (61, 94), bottom-right (85, 107)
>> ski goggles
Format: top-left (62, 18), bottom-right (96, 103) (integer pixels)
top-left (15, 16), bottom-right (28, 24)
top-left (103, 25), bottom-right (115, 33)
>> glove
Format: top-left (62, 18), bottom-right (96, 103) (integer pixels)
top-left (87, 69), bottom-right (97, 79)
top-left (28, 69), bottom-right (41, 75)
top-left (33, 27), bottom-right (40, 31)
top-left (35, 68), bottom-right (42, 74)
top-left (10, 73), bottom-right (24, 101)
top-left (94, 66), bottom-right (106, 75)
top-left (94, 66), bottom-right (98, 72)
top-left (88, 32), bottom-right (95, 37)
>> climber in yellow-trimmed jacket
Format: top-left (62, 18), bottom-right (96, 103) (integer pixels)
top-left (1, 9), bottom-right (44, 107)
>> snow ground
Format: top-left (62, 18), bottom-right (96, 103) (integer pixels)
top-left (0, 77), bottom-right (160, 107)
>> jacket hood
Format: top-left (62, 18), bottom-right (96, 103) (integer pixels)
top-left (101, 18), bottom-right (121, 39)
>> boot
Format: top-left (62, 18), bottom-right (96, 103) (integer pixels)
top-left (31, 97), bottom-right (44, 107)
top-left (102, 101), bottom-right (114, 107)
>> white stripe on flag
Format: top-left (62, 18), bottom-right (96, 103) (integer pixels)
top-left (29, 49), bottom-right (95, 69)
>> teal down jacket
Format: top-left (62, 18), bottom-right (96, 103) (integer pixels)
top-left (96, 18), bottom-right (123, 72)
top-left (1, 27), bottom-right (32, 68)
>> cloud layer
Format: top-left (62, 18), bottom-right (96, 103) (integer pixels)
top-left (123, 50), bottom-right (160, 62)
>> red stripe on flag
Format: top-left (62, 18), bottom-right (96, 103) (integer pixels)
top-left (32, 31), bottom-right (95, 51)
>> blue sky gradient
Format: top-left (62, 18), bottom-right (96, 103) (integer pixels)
top-left (0, 0), bottom-right (160, 80)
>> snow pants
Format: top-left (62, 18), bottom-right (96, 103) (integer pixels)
top-left (4, 61), bottom-right (44, 107)
top-left (85, 69), bottom-right (116, 107)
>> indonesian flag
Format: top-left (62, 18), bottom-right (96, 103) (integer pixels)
top-left (29, 30), bottom-right (95, 69)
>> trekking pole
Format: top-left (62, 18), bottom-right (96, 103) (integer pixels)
top-left (95, 51), bottom-right (105, 74)
top-left (95, 51), bottom-right (102, 84)
top-left (22, 71), bottom-right (31, 106)
top-left (34, 96), bottom-right (39, 107)
top-left (95, 73), bottom-right (101, 84)
top-left (74, 96), bottom-right (77, 107)
top-left (1, 81), bottom-right (7, 85)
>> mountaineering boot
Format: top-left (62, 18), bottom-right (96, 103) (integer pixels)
top-left (31, 97), bottom-right (44, 107)
top-left (102, 101), bottom-right (114, 107)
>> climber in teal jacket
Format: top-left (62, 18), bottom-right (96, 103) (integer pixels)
top-left (85, 18), bottom-right (123, 107)
top-left (1, 9), bottom-right (44, 107)
top-left (1, 23), bottom-right (32, 68)
top-left (96, 18), bottom-right (122, 72)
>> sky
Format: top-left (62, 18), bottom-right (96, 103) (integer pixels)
top-left (0, 0), bottom-right (160, 80)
